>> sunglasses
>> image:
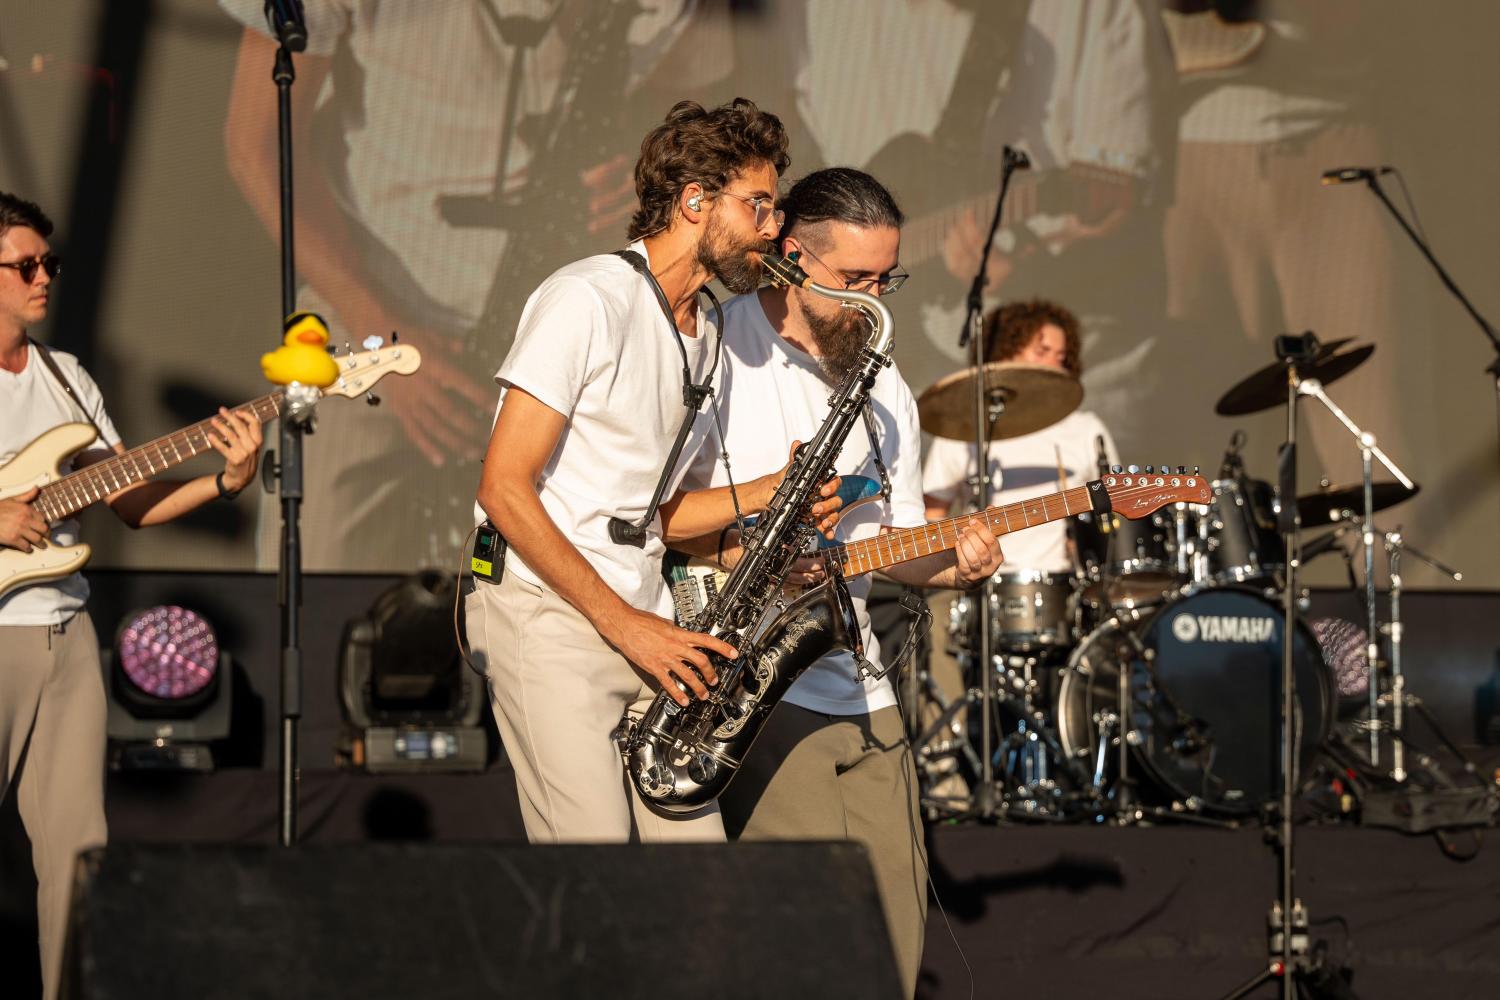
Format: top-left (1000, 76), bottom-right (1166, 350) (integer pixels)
top-left (0, 253), bottom-right (62, 285)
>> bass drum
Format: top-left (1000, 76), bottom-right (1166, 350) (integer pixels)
top-left (1056, 588), bottom-right (1331, 815)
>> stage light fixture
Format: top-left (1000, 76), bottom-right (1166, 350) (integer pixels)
top-left (337, 572), bottom-right (489, 773)
top-left (104, 605), bottom-right (233, 772)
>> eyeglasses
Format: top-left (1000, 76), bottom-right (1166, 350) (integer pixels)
top-left (796, 244), bottom-right (909, 296)
top-left (719, 191), bottom-right (785, 231)
top-left (0, 253), bottom-right (62, 285)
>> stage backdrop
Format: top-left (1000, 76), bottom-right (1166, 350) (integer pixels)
top-left (1, 0), bottom-right (1496, 588)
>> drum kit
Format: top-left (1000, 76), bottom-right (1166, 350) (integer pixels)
top-left (906, 337), bottom-right (1456, 824)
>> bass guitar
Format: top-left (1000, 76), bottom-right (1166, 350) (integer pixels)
top-left (0, 344), bottom-right (421, 599)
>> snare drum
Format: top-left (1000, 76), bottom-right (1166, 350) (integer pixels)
top-left (949, 570), bottom-right (1075, 652)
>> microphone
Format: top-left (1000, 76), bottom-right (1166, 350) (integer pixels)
top-left (1003, 145), bottom-right (1031, 171)
top-left (1219, 429), bottom-right (1246, 478)
top-left (1320, 166), bottom-right (1392, 186)
top-left (264, 0), bottom-right (309, 52)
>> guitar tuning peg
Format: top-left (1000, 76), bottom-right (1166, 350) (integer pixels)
top-left (1177, 465), bottom-right (1186, 475)
top-left (1145, 465), bottom-right (1154, 474)
top-left (365, 391), bottom-right (380, 407)
top-left (1110, 464), bottom-right (1122, 474)
top-left (361, 335), bottom-right (384, 351)
top-left (343, 341), bottom-right (352, 356)
top-left (1192, 466), bottom-right (1200, 475)
top-left (390, 330), bottom-right (400, 344)
top-left (1127, 464), bottom-right (1140, 474)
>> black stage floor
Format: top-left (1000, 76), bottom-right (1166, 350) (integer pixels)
top-left (4, 766), bottom-right (1498, 999)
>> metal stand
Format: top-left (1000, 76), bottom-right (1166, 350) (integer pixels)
top-left (1355, 172), bottom-right (1500, 525)
top-left (1219, 336), bottom-right (1340, 1000)
top-left (1293, 377), bottom-right (1413, 772)
top-left (951, 147), bottom-right (1028, 821)
top-left (268, 32), bottom-right (311, 848)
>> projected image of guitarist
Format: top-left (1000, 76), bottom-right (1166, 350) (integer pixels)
top-left (0, 192), bottom-right (261, 1000)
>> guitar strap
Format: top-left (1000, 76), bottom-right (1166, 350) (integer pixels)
top-left (28, 337), bottom-right (109, 444)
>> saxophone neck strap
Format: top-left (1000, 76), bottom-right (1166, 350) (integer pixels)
top-left (607, 249), bottom-right (724, 548)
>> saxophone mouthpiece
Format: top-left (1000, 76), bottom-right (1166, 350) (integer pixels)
top-left (760, 250), bottom-right (813, 290)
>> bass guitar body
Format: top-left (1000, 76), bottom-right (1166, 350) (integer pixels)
top-left (0, 422), bottom-right (97, 600)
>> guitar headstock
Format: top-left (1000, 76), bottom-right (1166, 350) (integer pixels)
top-left (321, 345), bottom-right (423, 399)
top-left (1100, 465), bottom-right (1212, 520)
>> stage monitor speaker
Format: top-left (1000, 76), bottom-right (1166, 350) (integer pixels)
top-left (62, 841), bottom-right (901, 1000)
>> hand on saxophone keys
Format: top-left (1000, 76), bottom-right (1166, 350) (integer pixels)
top-left (749, 440), bottom-right (845, 539)
top-left (599, 605), bottom-right (737, 706)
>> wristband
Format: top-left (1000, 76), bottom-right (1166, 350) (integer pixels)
top-left (215, 471), bottom-right (243, 501)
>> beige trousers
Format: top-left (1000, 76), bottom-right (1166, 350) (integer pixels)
top-left (0, 612), bottom-right (108, 1000)
top-left (464, 571), bottom-right (724, 843)
top-left (720, 703), bottom-right (928, 1000)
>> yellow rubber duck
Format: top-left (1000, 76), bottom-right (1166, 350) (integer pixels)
top-left (261, 311), bottom-right (341, 388)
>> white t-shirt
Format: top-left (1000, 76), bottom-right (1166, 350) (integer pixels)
top-left (680, 292), bottom-right (927, 717)
top-left (922, 410), bottom-right (1117, 574)
top-left (483, 242), bottom-right (715, 619)
top-left (0, 345), bottom-right (122, 625)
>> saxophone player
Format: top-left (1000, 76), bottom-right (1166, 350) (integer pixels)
top-left (468, 99), bottom-right (840, 845)
top-left (675, 168), bottom-right (1004, 998)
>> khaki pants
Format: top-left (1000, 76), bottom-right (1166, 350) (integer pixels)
top-left (0, 612), bottom-right (107, 1000)
top-left (720, 703), bottom-right (928, 1000)
top-left (464, 571), bottom-right (724, 843)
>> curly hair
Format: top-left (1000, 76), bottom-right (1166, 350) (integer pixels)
top-left (985, 298), bottom-right (1083, 377)
top-left (628, 98), bottom-right (791, 241)
top-left (0, 191), bottom-right (53, 240)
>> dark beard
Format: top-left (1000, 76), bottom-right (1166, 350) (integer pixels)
top-left (797, 295), bottom-right (867, 384)
top-left (696, 215), bottom-right (767, 295)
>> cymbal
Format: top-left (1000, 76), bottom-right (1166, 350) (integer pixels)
top-left (1215, 339), bottom-right (1374, 416)
top-left (918, 362), bottom-right (1083, 442)
top-left (1297, 481), bottom-right (1420, 526)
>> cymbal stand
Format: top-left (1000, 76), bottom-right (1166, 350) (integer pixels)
top-left (1293, 377), bottom-right (1414, 768)
top-left (1221, 334), bottom-right (1340, 1000)
top-left (1344, 521), bottom-right (1463, 782)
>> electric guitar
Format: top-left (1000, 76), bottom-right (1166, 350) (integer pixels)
top-left (666, 467), bottom-right (1210, 624)
top-left (0, 344), bottom-right (422, 600)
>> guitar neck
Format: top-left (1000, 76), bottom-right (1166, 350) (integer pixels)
top-left (34, 393), bottom-right (285, 524)
top-left (834, 482), bottom-right (1098, 578)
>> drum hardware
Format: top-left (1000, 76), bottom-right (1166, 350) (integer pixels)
top-left (1328, 516), bottom-right (1461, 783)
top-left (1217, 330), bottom-right (1388, 1000)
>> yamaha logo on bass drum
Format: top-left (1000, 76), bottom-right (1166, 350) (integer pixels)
top-left (1171, 612), bottom-right (1277, 644)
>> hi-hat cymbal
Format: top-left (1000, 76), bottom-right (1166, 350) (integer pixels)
top-left (1297, 481), bottom-right (1420, 526)
top-left (1215, 339), bottom-right (1374, 416)
top-left (917, 362), bottom-right (1083, 441)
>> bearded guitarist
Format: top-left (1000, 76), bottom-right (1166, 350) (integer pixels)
top-left (0, 192), bottom-right (261, 1000)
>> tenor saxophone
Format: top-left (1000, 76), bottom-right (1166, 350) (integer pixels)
top-left (621, 251), bottom-right (895, 813)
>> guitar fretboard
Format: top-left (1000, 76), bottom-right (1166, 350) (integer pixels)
top-left (834, 484), bottom-right (1095, 578)
top-left (34, 394), bottom-right (284, 524)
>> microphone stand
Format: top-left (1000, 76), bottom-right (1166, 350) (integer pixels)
top-left (1357, 171), bottom-right (1500, 519)
top-left (268, 27), bottom-right (311, 848)
top-left (956, 147), bottom-right (1026, 821)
